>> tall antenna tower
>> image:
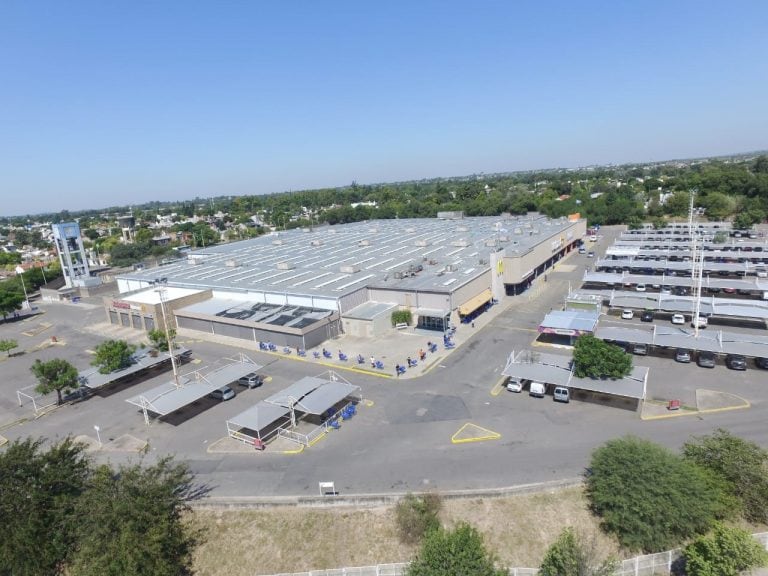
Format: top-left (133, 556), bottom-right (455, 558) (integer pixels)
top-left (688, 189), bottom-right (704, 337)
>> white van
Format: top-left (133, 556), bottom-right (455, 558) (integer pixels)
top-left (529, 382), bottom-right (546, 398)
top-left (553, 386), bottom-right (570, 403)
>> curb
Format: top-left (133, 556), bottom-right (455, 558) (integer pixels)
top-left (191, 477), bottom-right (584, 510)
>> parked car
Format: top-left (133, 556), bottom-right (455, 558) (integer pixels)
top-left (660, 286), bottom-right (672, 295)
top-left (553, 386), bottom-right (570, 403)
top-left (578, 247), bottom-right (586, 254)
top-left (755, 357), bottom-right (768, 370)
top-left (621, 309), bottom-right (634, 320)
top-left (696, 351), bottom-right (716, 369)
top-left (725, 354), bottom-right (747, 371)
top-left (675, 348), bottom-right (691, 363)
top-left (632, 343), bottom-right (648, 356)
top-left (671, 313), bottom-right (685, 325)
top-left (238, 372), bottom-right (264, 389)
top-left (209, 386), bottom-right (236, 401)
top-left (506, 378), bottom-right (524, 393)
top-left (635, 284), bottom-right (646, 292)
top-left (691, 316), bottom-right (708, 329)
top-left (640, 310), bottom-right (654, 322)
top-left (587, 251), bottom-right (595, 258)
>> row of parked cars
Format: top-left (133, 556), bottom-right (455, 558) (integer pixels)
top-left (506, 378), bottom-right (570, 403)
top-left (626, 343), bottom-right (764, 370)
top-left (621, 309), bottom-right (707, 328)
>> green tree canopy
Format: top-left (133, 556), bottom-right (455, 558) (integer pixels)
top-left (92, 339), bottom-right (136, 374)
top-left (540, 527), bottom-right (617, 576)
top-left (68, 457), bottom-right (204, 576)
top-left (684, 523), bottom-right (768, 576)
top-left (573, 335), bottom-right (632, 379)
top-left (683, 428), bottom-right (768, 524)
top-left (0, 285), bottom-right (24, 320)
top-left (0, 437), bottom-right (90, 575)
top-left (148, 328), bottom-right (176, 352)
top-left (587, 436), bottom-right (732, 552)
top-left (407, 523), bottom-right (506, 576)
top-left (31, 358), bottom-right (80, 405)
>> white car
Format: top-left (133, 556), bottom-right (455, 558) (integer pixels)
top-left (621, 309), bottom-right (634, 320)
top-left (671, 313), bottom-right (685, 325)
top-left (756, 269), bottom-right (767, 278)
top-left (506, 378), bottom-right (524, 393)
top-left (691, 316), bottom-right (708, 328)
top-left (635, 284), bottom-right (646, 292)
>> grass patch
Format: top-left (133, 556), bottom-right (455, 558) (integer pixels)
top-left (190, 487), bottom-right (619, 575)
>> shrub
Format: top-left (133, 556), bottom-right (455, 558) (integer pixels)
top-left (540, 527), bottom-right (618, 576)
top-left (407, 522), bottom-right (506, 576)
top-left (684, 523), bottom-right (768, 576)
top-left (683, 428), bottom-right (768, 524)
top-left (587, 436), bottom-right (732, 552)
top-left (391, 309), bottom-right (413, 327)
top-left (395, 492), bottom-right (442, 544)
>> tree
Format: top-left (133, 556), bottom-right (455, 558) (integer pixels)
top-left (0, 338), bottom-right (18, 357)
top-left (684, 523), bottom-right (768, 576)
top-left (148, 328), bottom-right (176, 352)
top-left (540, 527), bottom-right (618, 576)
top-left (0, 437), bottom-right (90, 575)
top-left (68, 457), bottom-right (205, 576)
top-left (407, 523), bottom-right (506, 576)
top-left (92, 339), bottom-right (136, 374)
top-left (683, 428), bottom-right (768, 524)
top-left (572, 335), bottom-right (632, 379)
top-left (0, 285), bottom-right (24, 320)
top-left (587, 436), bottom-right (732, 552)
top-left (31, 358), bottom-right (80, 405)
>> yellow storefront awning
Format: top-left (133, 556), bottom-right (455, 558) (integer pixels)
top-left (458, 288), bottom-right (492, 316)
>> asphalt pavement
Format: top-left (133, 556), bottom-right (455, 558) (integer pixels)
top-left (2, 226), bottom-right (767, 499)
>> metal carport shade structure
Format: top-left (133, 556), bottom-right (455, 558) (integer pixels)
top-left (226, 371), bottom-right (361, 445)
top-left (78, 347), bottom-right (190, 390)
top-left (126, 355), bottom-right (261, 425)
top-left (501, 350), bottom-right (648, 409)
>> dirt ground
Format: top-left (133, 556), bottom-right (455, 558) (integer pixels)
top-left (190, 487), bottom-right (621, 576)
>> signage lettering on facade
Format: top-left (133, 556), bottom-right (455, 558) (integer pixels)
top-left (112, 300), bottom-right (130, 309)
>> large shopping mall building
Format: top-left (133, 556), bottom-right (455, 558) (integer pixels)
top-left (104, 213), bottom-right (586, 349)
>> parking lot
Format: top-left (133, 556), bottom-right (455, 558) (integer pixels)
top-left (1, 231), bottom-right (767, 498)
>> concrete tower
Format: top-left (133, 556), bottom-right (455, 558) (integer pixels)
top-left (51, 222), bottom-right (100, 288)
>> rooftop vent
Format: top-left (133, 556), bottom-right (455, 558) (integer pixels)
top-left (310, 240), bottom-right (323, 247)
top-left (513, 228), bottom-right (523, 235)
top-left (276, 261), bottom-right (295, 270)
top-left (405, 227), bottom-right (416, 233)
top-left (456, 226), bottom-right (469, 232)
top-left (187, 255), bottom-right (204, 265)
top-left (444, 264), bottom-right (458, 272)
top-left (451, 239), bottom-right (469, 247)
top-left (339, 265), bottom-right (360, 274)
top-left (499, 235), bottom-right (509, 242)
top-left (478, 258), bottom-right (488, 265)
top-left (485, 240), bottom-right (497, 247)
top-left (272, 239), bottom-right (283, 245)
top-left (225, 259), bottom-right (239, 268)
top-left (358, 239), bottom-right (371, 246)
top-left (414, 239), bottom-right (429, 247)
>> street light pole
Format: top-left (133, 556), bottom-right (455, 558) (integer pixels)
top-left (153, 278), bottom-right (180, 387)
top-left (15, 266), bottom-right (29, 309)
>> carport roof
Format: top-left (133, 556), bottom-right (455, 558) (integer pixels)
top-left (125, 358), bottom-right (261, 416)
top-left (502, 350), bottom-right (648, 399)
top-left (226, 402), bottom-right (290, 434)
top-left (596, 324), bottom-right (768, 358)
top-left (265, 376), bottom-right (326, 408)
top-left (539, 310), bottom-right (599, 333)
top-left (79, 347), bottom-right (189, 389)
top-left (295, 381), bottom-right (361, 415)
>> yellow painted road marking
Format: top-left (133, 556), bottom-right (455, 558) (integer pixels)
top-left (363, 399), bottom-right (374, 407)
top-left (641, 394), bottom-right (750, 421)
top-left (451, 423), bottom-right (501, 444)
top-left (308, 432), bottom-right (328, 447)
top-left (280, 444), bottom-right (305, 455)
top-left (490, 376), bottom-right (507, 397)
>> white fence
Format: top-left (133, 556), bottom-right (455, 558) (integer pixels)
top-left (259, 532), bottom-right (768, 576)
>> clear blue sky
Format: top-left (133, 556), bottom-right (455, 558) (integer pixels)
top-left (1, 1), bottom-right (767, 216)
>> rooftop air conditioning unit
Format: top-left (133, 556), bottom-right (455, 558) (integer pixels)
top-left (272, 239), bottom-right (283, 245)
top-left (451, 239), bottom-right (469, 247)
top-left (485, 240), bottom-right (497, 247)
top-left (405, 227), bottom-right (416, 233)
top-left (415, 239), bottom-right (429, 247)
top-left (428, 259), bottom-right (438, 265)
top-left (479, 258), bottom-right (488, 265)
top-left (456, 226), bottom-right (468, 232)
top-left (358, 239), bottom-right (370, 246)
top-left (225, 259), bottom-right (239, 267)
top-left (445, 264), bottom-right (457, 272)
top-left (339, 265), bottom-right (360, 274)
top-left (393, 271), bottom-right (404, 279)
top-left (276, 261), bottom-right (295, 270)
top-left (187, 255), bottom-right (204, 265)
top-left (310, 240), bottom-right (323, 246)
top-left (514, 228), bottom-right (522, 235)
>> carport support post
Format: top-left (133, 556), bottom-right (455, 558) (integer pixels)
top-left (141, 397), bottom-right (150, 426)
